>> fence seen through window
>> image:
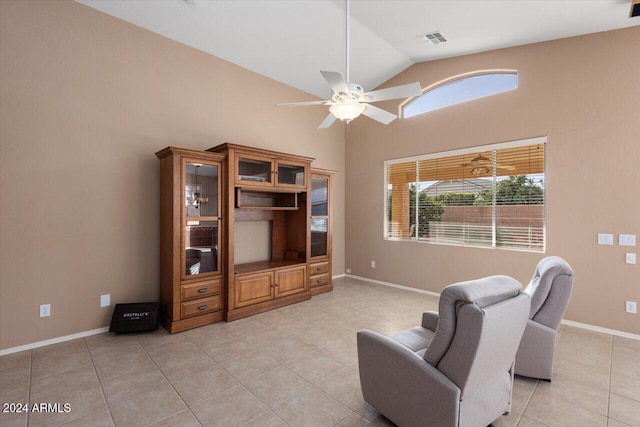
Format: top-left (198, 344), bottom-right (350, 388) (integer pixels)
top-left (384, 138), bottom-right (545, 252)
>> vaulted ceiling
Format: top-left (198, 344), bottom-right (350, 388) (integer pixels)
top-left (78, 0), bottom-right (639, 99)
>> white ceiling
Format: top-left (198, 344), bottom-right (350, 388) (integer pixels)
top-left (78, 0), bottom-right (638, 99)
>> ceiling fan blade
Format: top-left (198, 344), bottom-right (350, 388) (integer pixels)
top-left (361, 104), bottom-right (397, 125)
top-left (363, 82), bottom-right (422, 103)
top-left (320, 71), bottom-right (350, 95)
top-left (277, 100), bottom-right (331, 108)
top-left (318, 113), bottom-right (337, 129)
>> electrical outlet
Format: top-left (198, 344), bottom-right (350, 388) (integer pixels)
top-left (597, 233), bottom-right (614, 245)
top-left (370, 261), bottom-right (376, 268)
top-left (626, 301), bottom-right (637, 314)
top-left (100, 294), bottom-right (110, 307)
top-left (620, 234), bottom-right (636, 247)
top-left (346, 268), bottom-right (351, 274)
top-left (626, 253), bottom-right (636, 265)
top-left (40, 304), bottom-right (51, 318)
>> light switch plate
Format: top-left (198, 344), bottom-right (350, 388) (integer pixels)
top-left (346, 268), bottom-right (351, 274)
top-left (370, 261), bottom-right (376, 268)
top-left (619, 234), bottom-right (636, 247)
top-left (100, 294), bottom-right (110, 307)
top-left (597, 233), bottom-right (614, 245)
top-left (626, 253), bottom-right (636, 265)
top-left (626, 301), bottom-right (638, 314)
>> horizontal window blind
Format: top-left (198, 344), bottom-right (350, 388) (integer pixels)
top-left (384, 139), bottom-right (545, 252)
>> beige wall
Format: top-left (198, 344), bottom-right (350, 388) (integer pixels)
top-left (0, 0), bottom-right (345, 350)
top-left (347, 27), bottom-right (640, 335)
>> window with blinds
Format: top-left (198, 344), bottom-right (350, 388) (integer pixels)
top-left (384, 137), bottom-right (545, 252)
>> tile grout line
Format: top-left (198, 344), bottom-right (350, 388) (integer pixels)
top-left (136, 335), bottom-right (205, 427)
top-left (516, 379), bottom-right (543, 427)
top-left (27, 349), bottom-right (32, 427)
top-left (607, 335), bottom-right (613, 422)
top-left (81, 337), bottom-right (116, 427)
top-left (192, 325), bottom-right (354, 426)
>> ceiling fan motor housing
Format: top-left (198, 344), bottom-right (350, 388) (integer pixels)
top-left (331, 82), bottom-right (364, 103)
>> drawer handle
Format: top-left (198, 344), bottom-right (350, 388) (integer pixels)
top-left (198, 305), bottom-right (208, 311)
top-left (316, 267), bottom-right (323, 271)
top-left (197, 288), bottom-right (208, 293)
top-left (316, 279), bottom-right (323, 283)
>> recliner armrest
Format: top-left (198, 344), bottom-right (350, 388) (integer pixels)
top-left (422, 311), bottom-right (439, 332)
top-left (357, 329), bottom-right (460, 427)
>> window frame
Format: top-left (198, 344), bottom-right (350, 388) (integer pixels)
top-left (399, 69), bottom-right (518, 119)
top-left (383, 136), bottom-right (547, 253)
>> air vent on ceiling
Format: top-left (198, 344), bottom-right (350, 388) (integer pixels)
top-left (417, 32), bottom-right (447, 45)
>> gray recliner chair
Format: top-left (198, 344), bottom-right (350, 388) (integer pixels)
top-left (357, 276), bottom-right (530, 427)
top-left (514, 256), bottom-right (574, 381)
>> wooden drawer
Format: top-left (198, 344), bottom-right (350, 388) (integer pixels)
top-left (181, 278), bottom-right (222, 301)
top-left (181, 295), bottom-right (223, 319)
top-left (309, 273), bottom-right (330, 288)
top-left (309, 261), bottom-right (330, 276)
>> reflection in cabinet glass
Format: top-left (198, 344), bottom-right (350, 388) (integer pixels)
top-left (278, 163), bottom-right (305, 186)
top-left (310, 219), bottom-right (328, 258)
top-left (186, 162), bottom-right (218, 217)
top-left (185, 221), bottom-right (218, 276)
top-left (238, 157), bottom-right (272, 184)
top-left (311, 176), bottom-right (328, 216)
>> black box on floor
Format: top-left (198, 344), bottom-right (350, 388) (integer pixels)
top-left (109, 302), bottom-right (160, 333)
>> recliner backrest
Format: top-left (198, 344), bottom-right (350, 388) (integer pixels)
top-left (424, 275), bottom-right (524, 367)
top-left (525, 256), bottom-right (574, 329)
top-left (438, 291), bottom-right (530, 403)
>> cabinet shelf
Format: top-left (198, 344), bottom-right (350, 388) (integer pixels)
top-left (236, 188), bottom-right (298, 210)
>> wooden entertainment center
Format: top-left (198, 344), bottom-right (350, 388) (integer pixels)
top-left (156, 144), bottom-right (334, 333)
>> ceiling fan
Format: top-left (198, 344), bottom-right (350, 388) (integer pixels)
top-left (461, 154), bottom-right (516, 176)
top-left (277, 0), bottom-right (423, 129)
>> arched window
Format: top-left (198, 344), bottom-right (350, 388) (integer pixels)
top-left (401, 71), bottom-right (518, 118)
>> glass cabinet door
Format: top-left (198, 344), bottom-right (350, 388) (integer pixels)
top-left (277, 162), bottom-right (306, 187)
top-left (184, 221), bottom-right (218, 276)
top-left (311, 175), bottom-right (329, 258)
top-left (310, 219), bottom-right (328, 258)
top-left (311, 176), bottom-right (328, 216)
top-left (237, 156), bottom-right (273, 185)
top-left (184, 160), bottom-right (220, 277)
top-left (185, 162), bottom-right (218, 217)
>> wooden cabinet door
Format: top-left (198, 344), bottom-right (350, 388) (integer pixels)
top-left (235, 272), bottom-right (274, 308)
top-left (274, 266), bottom-right (306, 298)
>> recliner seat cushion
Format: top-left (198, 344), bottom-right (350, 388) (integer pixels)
top-left (389, 327), bottom-right (435, 352)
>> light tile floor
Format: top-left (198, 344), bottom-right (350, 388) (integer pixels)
top-left (1, 277), bottom-right (639, 427)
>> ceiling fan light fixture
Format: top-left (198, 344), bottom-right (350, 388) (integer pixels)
top-left (329, 101), bottom-right (365, 123)
top-left (471, 166), bottom-right (490, 176)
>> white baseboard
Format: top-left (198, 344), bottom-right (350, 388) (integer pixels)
top-left (345, 274), bottom-right (640, 341)
top-left (332, 274), bottom-right (346, 280)
top-left (345, 274), bottom-right (441, 298)
top-left (0, 327), bottom-right (109, 356)
top-left (560, 319), bottom-right (640, 341)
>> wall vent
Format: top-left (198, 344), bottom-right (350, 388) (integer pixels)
top-left (417, 32), bottom-right (447, 45)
